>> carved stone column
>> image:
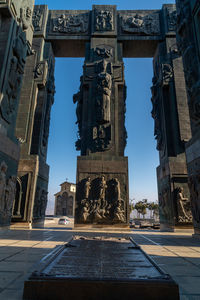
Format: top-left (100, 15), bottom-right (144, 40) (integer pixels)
top-left (0, 0), bottom-right (34, 227)
top-left (74, 5), bottom-right (129, 227)
top-left (13, 5), bottom-right (55, 228)
top-left (152, 5), bottom-right (192, 231)
top-left (176, 0), bottom-right (200, 237)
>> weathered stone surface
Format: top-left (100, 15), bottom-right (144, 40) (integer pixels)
top-left (23, 236), bottom-right (179, 300)
top-left (75, 157), bottom-right (129, 226)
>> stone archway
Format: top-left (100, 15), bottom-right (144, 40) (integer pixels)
top-left (0, 2), bottom-right (196, 231)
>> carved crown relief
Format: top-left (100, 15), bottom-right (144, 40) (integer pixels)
top-left (94, 9), bottom-right (114, 31)
top-left (52, 13), bottom-right (89, 34)
top-left (120, 11), bottom-right (160, 35)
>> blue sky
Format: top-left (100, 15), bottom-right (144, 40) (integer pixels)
top-left (34, 0), bottom-right (175, 213)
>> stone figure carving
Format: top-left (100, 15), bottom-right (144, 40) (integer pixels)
top-left (5, 176), bottom-right (16, 216)
top-left (40, 190), bottom-right (48, 217)
top-left (0, 162), bottom-right (7, 212)
top-left (32, 9), bottom-right (43, 31)
top-left (159, 188), bottom-right (172, 221)
top-left (53, 13), bottom-right (89, 33)
top-left (98, 175), bottom-right (107, 202)
top-left (121, 12), bottom-right (160, 35)
top-left (95, 9), bottom-right (114, 31)
top-left (84, 177), bottom-right (91, 199)
top-left (113, 199), bottom-right (125, 223)
top-left (162, 64), bottom-right (173, 85)
top-left (19, 1), bottom-right (33, 31)
top-left (73, 76), bottom-right (83, 141)
top-left (175, 187), bottom-right (192, 222)
top-left (96, 60), bottom-right (112, 124)
top-left (166, 8), bottom-right (177, 31)
top-left (95, 47), bottom-right (113, 59)
top-left (80, 199), bottom-right (90, 222)
top-left (188, 175), bottom-right (200, 225)
top-left (0, 29), bottom-right (27, 123)
top-left (92, 124), bottom-right (111, 152)
top-left (112, 178), bottom-right (121, 200)
top-left (76, 176), bottom-right (126, 224)
top-left (42, 63), bottom-right (55, 152)
top-left (151, 76), bottom-right (163, 152)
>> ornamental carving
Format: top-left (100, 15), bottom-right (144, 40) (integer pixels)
top-left (53, 13), bottom-right (89, 34)
top-left (161, 63), bottom-right (173, 86)
top-left (95, 59), bottom-right (112, 124)
top-left (0, 29), bottom-right (27, 124)
top-left (76, 176), bottom-right (126, 224)
top-left (32, 8), bottom-right (43, 31)
top-left (0, 161), bottom-right (16, 217)
top-left (94, 46), bottom-right (113, 59)
top-left (174, 187), bottom-right (192, 223)
top-left (188, 175), bottom-right (200, 225)
top-left (18, 0), bottom-right (33, 31)
top-left (33, 188), bottom-right (48, 218)
top-left (151, 75), bottom-right (163, 152)
top-left (166, 8), bottom-right (177, 31)
top-left (41, 60), bottom-right (55, 154)
top-left (94, 9), bottom-right (114, 31)
top-left (121, 12), bottom-right (160, 35)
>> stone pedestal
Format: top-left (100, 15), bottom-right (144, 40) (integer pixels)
top-left (75, 156), bottom-right (129, 227)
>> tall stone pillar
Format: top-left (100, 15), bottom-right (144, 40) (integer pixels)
top-left (0, 0), bottom-right (34, 227)
top-left (13, 5), bottom-right (55, 228)
top-left (152, 4), bottom-right (192, 231)
top-left (74, 5), bottom-right (129, 227)
top-left (176, 0), bottom-right (200, 237)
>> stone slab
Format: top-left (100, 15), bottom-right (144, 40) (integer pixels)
top-left (23, 236), bottom-right (179, 300)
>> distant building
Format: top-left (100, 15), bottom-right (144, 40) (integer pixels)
top-left (54, 181), bottom-right (76, 217)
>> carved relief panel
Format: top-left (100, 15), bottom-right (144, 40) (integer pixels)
top-left (75, 174), bottom-right (127, 224)
top-left (119, 10), bottom-right (160, 36)
top-left (92, 6), bottom-right (117, 35)
top-left (50, 11), bottom-right (89, 35)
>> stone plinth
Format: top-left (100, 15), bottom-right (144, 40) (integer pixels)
top-left (23, 236), bottom-right (180, 300)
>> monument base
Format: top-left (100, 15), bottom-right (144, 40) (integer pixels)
top-left (75, 156), bottom-right (129, 227)
top-left (23, 236), bottom-right (179, 300)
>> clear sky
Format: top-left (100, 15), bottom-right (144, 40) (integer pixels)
top-left (34, 0), bottom-right (175, 213)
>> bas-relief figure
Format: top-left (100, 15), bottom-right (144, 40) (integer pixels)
top-left (175, 187), bottom-right (192, 223)
top-left (188, 175), bottom-right (200, 226)
top-left (176, 1), bottom-right (200, 130)
top-left (94, 9), bottom-right (114, 31)
top-left (159, 187), bottom-right (172, 222)
top-left (0, 28), bottom-right (27, 124)
top-left (0, 162), bottom-right (7, 212)
top-left (53, 13), bottom-right (89, 34)
top-left (32, 8), bottom-right (43, 31)
top-left (18, 1), bottom-right (33, 31)
top-left (151, 76), bottom-right (163, 152)
top-left (166, 7), bottom-right (177, 31)
top-left (76, 176), bottom-right (126, 224)
top-left (0, 162), bottom-right (16, 218)
top-left (73, 75), bottom-right (83, 146)
top-left (33, 189), bottom-right (48, 218)
top-left (121, 12), bottom-right (160, 35)
top-left (96, 59), bottom-right (112, 124)
top-left (42, 63), bottom-right (55, 154)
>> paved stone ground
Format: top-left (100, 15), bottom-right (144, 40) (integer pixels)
top-left (0, 221), bottom-right (199, 300)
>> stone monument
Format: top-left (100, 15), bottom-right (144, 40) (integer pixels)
top-left (0, 2), bottom-right (199, 233)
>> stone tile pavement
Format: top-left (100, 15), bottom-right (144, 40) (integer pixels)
top-left (0, 223), bottom-right (199, 300)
